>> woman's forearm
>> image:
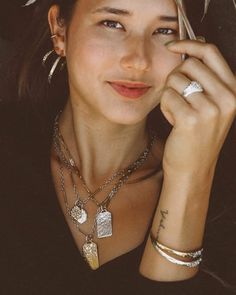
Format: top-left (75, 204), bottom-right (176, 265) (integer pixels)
top-left (139, 167), bottom-right (216, 282)
top-left (139, 37), bottom-right (236, 283)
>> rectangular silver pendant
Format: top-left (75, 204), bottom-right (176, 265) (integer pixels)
top-left (96, 210), bottom-right (112, 238)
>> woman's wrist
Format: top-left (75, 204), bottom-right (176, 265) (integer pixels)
top-left (162, 165), bottom-right (216, 201)
top-left (163, 162), bottom-right (217, 181)
top-left (140, 169), bottom-right (212, 281)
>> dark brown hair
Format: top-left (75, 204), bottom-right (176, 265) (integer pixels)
top-left (16, 1), bottom-right (76, 109)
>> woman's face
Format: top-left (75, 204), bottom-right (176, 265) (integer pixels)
top-left (64, 0), bottom-right (182, 125)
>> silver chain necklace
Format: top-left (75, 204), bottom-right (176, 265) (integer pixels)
top-left (53, 113), bottom-right (157, 270)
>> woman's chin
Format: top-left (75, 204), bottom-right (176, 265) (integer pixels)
top-left (102, 110), bottom-right (149, 126)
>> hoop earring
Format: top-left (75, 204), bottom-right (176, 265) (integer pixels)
top-left (42, 49), bottom-right (66, 83)
top-left (48, 56), bottom-right (62, 84)
top-left (42, 50), bottom-right (54, 66)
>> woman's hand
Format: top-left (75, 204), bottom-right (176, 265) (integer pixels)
top-left (141, 40), bottom-right (235, 282)
top-left (160, 40), bottom-right (236, 177)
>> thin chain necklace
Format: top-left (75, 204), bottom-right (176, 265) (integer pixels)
top-left (53, 113), bottom-right (157, 207)
top-left (54, 129), bottom-right (129, 198)
top-left (53, 113), bottom-right (157, 270)
top-left (58, 162), bottom-right (138, 270)
top-left (53, 113), bottom-right (154, 194)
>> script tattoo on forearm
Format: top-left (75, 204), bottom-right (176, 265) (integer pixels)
top-left (156, 209), bottom-right (169, 238)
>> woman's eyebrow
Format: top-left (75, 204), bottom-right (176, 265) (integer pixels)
top-left (92, 6), bottom-right (178, 22)
top-left (158, 16), bottom-right (178, 22)
top-left (92, 7), bottom-right (131, 16)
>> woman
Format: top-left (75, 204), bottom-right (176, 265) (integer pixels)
top-left (1, 0), bottom-right (236, 294)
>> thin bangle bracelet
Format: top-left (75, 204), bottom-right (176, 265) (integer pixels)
top-left (150, 232), bottom-right (203, 259)
top-left (153, 243), bottom-right (202, 268)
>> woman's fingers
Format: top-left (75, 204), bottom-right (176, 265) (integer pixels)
top-left (166, 40), bottom-right (236, 91)
top-left (160, 87), bottom-right (195, 126)
top-left (160, 40), bottom-right (236, 174)
top-left (161, 39), bottom-right (236, 132)
top-left (169, 59), bottom-right (236, 115)
top-left (165, 71), bottom-right (219, 113)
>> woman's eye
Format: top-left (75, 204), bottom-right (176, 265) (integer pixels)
top-left (155, 28), bottom-right (178, 35)
top-left (100, 20), bottom-right (124, 30)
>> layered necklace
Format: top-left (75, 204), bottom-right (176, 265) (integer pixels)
top-left (53, 113), bottom-right (157, 270)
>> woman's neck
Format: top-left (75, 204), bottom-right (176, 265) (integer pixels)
top-left (59, 100), bottom-right (149, 190)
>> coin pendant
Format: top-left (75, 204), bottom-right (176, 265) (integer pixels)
top-left (96, 209), bottom-right (112, 238)
top-left (70, 205), bottom-right (87, 224)
top-left (82, 241), bottom-right (99, 270)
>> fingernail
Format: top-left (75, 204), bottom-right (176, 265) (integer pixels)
top-left (196, 36), bottom-right (206, 43)
top-left (164, 40), bottom-right (177, 47)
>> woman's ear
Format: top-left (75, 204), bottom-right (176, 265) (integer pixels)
top-left (48, 5), bottom-right (66, 56)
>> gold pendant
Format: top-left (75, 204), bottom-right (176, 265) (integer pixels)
top-left (82, 240), bottom-right (99, 270)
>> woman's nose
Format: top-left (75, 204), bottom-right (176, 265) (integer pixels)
top-left (120, 37), bottom-right (151, 73)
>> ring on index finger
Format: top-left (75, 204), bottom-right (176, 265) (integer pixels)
top-left (182, 81), bottom-right (204, 98)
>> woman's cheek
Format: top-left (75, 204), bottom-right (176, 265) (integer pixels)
top-left (77, 32), bottom-right (121, 65)
top-left (156, 49), bottom-right (181, 80)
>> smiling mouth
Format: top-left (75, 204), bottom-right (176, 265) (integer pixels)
top-left (108, 81), bottom-right (152, 99)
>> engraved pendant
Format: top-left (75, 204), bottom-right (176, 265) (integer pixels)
top-left (70, 202), bottom-right (87, 224)
top-left (82, 241), bottom-right (99, 270)
top-left (96, 208), bottom-right (112, 238)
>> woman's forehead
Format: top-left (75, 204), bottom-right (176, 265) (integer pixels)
top-left (76, 0), bottom-right (178, 16)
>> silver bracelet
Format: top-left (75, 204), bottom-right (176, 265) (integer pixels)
top-left (150, 232), bottom-right (203, 259)
top-left (153, 245), bottom-right (202, 268)
top-left (150, 232), bottom-right (203, 268)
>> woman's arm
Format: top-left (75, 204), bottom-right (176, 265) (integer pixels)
top-left (140, 168), bottom-right (215, 281)
top-left (140, 39), bottom-right (236, 282)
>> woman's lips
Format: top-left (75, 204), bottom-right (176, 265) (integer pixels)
top-left (108, 81), bottom-right (151, 99)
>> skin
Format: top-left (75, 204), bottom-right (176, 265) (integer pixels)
top-left (49, 0), bottom-right (236, 281)
top-left (49, 0), bottom-right (180, 185)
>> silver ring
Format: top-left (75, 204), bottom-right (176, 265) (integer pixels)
top-left (182, 81), bottom-right (204, 98)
